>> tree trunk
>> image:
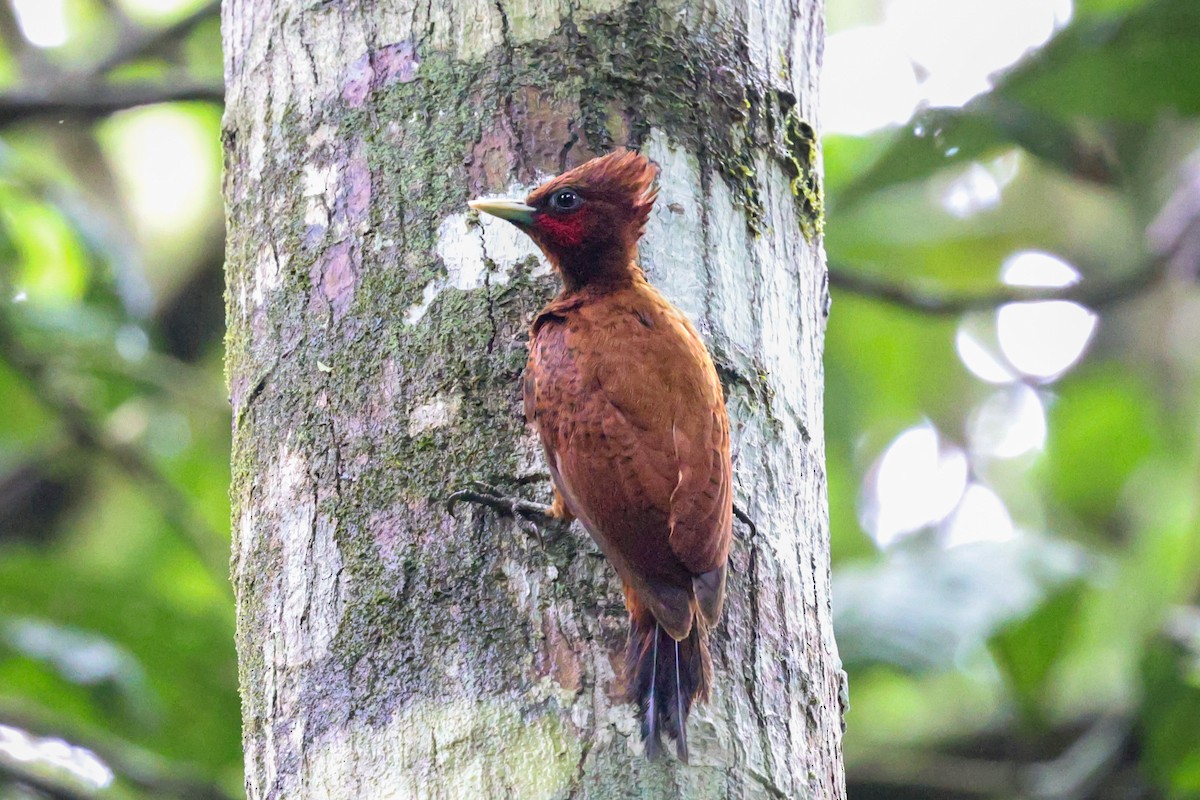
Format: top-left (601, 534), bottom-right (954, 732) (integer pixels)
top-left (222, 0), bottom-right (843, 797)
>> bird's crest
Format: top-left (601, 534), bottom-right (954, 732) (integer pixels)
top-left (530, 148), bottom-right (660, 234)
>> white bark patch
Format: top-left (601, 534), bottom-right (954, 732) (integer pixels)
top-left (268, 446), bottom-right (346, 669)
top-left (437, 214), bottom-right (494, 290)
top-left (641, 127), bottom-right (759, 351)
top-left (405, 191), bottom-right (542, 325)
top-left (641, 130), bottom-right (709, 322)
top-left (302, 161), bottom-right (339, 199)
top-left (235, 506), bottom-right (257, 589)
top-left (296, 126), bottom-right (339, 243)
top-left (438, 207), bottom-right (540, 289)
top-left (427, 0), bottom-right (625, 62)
top-left (744, 0), bottom-right (794, 91)
top-left (704, 171), bottom-right (759, 354)
top-left (301, 161), bottom-right (338, 237)
top-left (407, 393), bottom-right (462, 435)
top-left (403, 281), bottom-right (444, 326)
top-left (754, 156), bottom-right (810, 430)
top-left (501, 557), bottom-right (539, 615)
top-left (303, 196), bottom-right (329, 233)
top-left (252, 242), bottom-right (284, 307)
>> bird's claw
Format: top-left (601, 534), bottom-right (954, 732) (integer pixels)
top-left (447, 482), bottom-right (570, 546)
top-left (447, 482), bottom-right (554, 522)
top-left (733, 503), bottom-right (758, 540)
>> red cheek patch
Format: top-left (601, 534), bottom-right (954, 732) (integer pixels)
top-left (537, 213), bottom-right (586, 248)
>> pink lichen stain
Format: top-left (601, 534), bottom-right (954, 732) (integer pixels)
top-left (375, 41), bottom-right (418, 85)
top-left (369, 506), bottom-right (405, 568)
top-left (229, 372), bottom-right (251, 416)
top-left (468, 125), bottom-right (518, 192)
top-left (537, 614), bottom-right (583, 693)
top-left (339, 146), bottom-right (372, 231)
top-left (340, 42), bottom-right (418, 107)
top-left (512, 87), bottom-right (592, 173)
top-left (341, 54), bottom-right (373, 107)
top-left (372, 502), bottom-right (451, 567)
top-left (312, 241), bottom-right (358, 321)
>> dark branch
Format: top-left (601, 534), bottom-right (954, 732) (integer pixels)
top-left (92, 0), bottom-right (221, 75)
top-left (849, 715), bottom-right (1131, 800)
top-left (827, 255), bottom-right (1169, 317)
top-left (0, 82), bottom-right (224, 126)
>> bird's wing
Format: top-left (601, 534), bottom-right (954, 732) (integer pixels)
top-left (526, 291), bottom-right (732, 637)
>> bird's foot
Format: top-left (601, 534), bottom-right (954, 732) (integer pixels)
top-left (447, 482), bottom-right (571, 546)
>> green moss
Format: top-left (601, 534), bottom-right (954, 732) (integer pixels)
top-left (781, 106), bottom-right (825, 240)
top-left (522, 3), bottom-right (780, 234)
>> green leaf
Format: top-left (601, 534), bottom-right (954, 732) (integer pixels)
top-left (1041, 368), bottom-right (1161, 527)
top-left (824, 291), bottom-right (965, 435)
top-left (1075, 0), bottom-right (1154, 16)
top-left (836, 101), bottom-right (1118, 210)
top-left (989, 580), bottom-right (1087, 727)
top-left (1140, 625), bottom-right (1200, 795)
top-left (1000, 0), bottom-right (1200, 122)
top-left (0, 187), bottom-right (91, 306)
top-left (830, 106), bottom-right (1005, 210)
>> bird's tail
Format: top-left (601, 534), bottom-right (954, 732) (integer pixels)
top-left (627, 604), bottom-right (711, 763)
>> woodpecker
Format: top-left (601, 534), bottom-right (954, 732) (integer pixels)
top-left (467, 150), bottom-right (733, 761)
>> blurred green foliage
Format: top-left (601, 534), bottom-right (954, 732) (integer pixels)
top-left (0, 1), bottom-right (234, 797)
top-left (0, 0), bottom-right (1195, 798)
top-left (827, 0), bottom-right (1200, 797)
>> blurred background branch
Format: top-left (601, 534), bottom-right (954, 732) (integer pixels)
top-left (91, 0), bottom-right (219, 76)
top-left (1, 703), bottom-right (236, 800)
top-left (0, 81), bottom-right (224, 125)
top-left (827, 253), bottom-right (1170, 316)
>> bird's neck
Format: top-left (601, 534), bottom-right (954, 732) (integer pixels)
top-left (554, 244), bottom-right (643, 295)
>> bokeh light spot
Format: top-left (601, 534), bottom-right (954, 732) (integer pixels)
top-left (996, 251), bottom-right (1097, 380)
top-left (862, 423), bottom-right (969, 547)
top-left (942, 483), bottom-right (1016, 547)
top-left (969, 384), bottom-right (1048, 459)
top-left (11, 0), bottom-right (69, 48)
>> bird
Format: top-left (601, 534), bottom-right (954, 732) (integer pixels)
top-left (464, 149), bottom-right (733, 762)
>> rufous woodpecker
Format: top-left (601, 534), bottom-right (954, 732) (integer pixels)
top-left (467, 149), bottom-right (733, 762)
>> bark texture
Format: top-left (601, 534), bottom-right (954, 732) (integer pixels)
top-left (222, 0), bottom-right (843, 797)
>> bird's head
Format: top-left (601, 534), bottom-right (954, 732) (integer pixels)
top-left (468, 149), bottom-right (659, 290)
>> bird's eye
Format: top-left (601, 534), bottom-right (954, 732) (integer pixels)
top-left (550, 189), bottom-right (582, 211)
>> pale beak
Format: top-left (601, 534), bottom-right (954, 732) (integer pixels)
top-left (468, 198), bottom-right (536, 226)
